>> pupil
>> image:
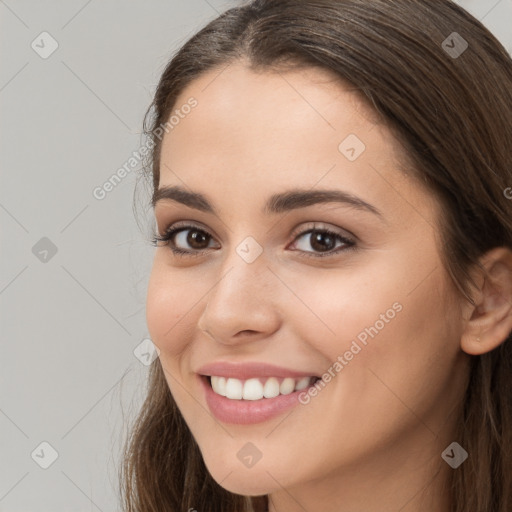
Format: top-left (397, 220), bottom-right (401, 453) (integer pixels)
top-left (188, 230), bottom-right (208, 249)
top-left (311, 231), bottom-right (335, 252)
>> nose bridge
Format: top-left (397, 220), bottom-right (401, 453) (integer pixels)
top-left (197, 241), bottom-right (280, 342)
top-left (212, 241), bottom-right (273, 311)
top-left (215, 230), bottom-right (272, 299)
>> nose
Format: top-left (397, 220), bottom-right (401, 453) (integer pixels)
top-left (196, 249), bottom-right (281, 346)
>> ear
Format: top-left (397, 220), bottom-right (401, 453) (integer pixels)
top-left (460, 247), bottom-right (512, 355)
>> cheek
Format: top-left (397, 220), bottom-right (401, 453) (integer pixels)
top-left (284, 253), bottom-right (458, 401)
top-left (145, 263), bottom-right (204, 407)
top-left (145, 260), bottom-right (200, 355)
top-left (275, 265), bottom-right (460, 463)
top-left (281, 261), bottom-right (405, 357)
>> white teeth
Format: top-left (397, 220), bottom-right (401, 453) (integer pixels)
top-left (263, 377), bottom-right (280, 398)
top-left (295, 376), bottom-right (310, 391)
top-left (210, 375), bottom-right (315, 400)
top-left (280, 377), bottom-right (295, 395)
top-left (225, 378), bottom-right (243, 399)
top-left (242, 378), bottom-right (264, 400)
top-left (210, 376), bottom-right (227, 396)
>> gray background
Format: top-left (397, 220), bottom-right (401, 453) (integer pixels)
top-left (1, 1), bottom-right (511, 510)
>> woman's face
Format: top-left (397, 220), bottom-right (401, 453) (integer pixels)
top-left (146, 62), bottom-right (470, 505)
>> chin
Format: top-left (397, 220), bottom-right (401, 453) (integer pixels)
top-left (212, 473), bottom-right (275, 497)
top-left (203, 456), bottom-right (284, 496)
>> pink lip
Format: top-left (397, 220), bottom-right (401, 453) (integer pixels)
top-left (198, 375), bottom-right (314, 425)
top-left (196, 361), bottom-right (319, 380)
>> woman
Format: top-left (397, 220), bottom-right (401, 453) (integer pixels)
top-left (120, 1), bottom-right (512, 510)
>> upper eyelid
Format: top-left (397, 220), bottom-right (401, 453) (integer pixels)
top-left (290, 222), bottom-right (355, 241)
top-left (157, 220), bottom-right (219, 243)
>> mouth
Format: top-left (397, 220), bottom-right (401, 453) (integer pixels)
top-left (196, 361), bottom-right (323, 424)
top-left (199, 373), bottom-right (321, 424)
top-left (203, 375), bottom-right (321, 400)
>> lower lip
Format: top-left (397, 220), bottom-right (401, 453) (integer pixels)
top-left (199, 375), bottom-right (311, 425)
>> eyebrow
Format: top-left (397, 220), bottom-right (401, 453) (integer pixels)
top-left (152, 185), bottom-right (383, 218)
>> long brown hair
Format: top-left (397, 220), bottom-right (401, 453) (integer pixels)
top-left (120, 1), bottom-right (512, 510)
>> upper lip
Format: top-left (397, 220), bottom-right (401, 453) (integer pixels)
top-left (196, 361), bottom-right (320, 380)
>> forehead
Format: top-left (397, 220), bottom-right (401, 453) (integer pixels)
top-left (166, 62), bottom-right (380, 146)
top-left (158, 61), bottom-right (433, 224)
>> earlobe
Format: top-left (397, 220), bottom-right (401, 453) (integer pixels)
top-left (460, 247), bottom-right (512, 356)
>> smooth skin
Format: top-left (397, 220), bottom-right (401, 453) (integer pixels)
top-left (146, 61), bottom-right (512, 512)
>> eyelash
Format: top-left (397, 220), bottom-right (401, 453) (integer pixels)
top-left (151, 222), bottom-right (356, 259)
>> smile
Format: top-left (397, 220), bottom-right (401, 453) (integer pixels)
top-left (198, 373), bottom-right (322, 424)
top-left (209, 375), bottom-right (319, 400)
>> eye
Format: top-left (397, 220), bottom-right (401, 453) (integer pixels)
top-left (152, 223), bottom-right (219, 256)
top-left (152, 222), bottom-right (356, 259)
top-left (288, 224), bottom-right (355, 258)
